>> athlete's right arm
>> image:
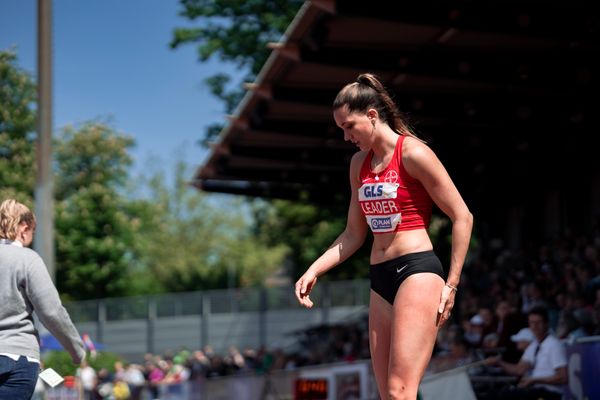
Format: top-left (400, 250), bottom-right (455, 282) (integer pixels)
top-left (295, 152), bottom-right (369, 308)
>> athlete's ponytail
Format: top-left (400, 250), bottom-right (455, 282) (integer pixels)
top-left (333, 73), bottom-right (418, 139)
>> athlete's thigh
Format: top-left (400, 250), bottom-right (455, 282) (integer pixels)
top-left (389, 273), bottom-right (444, 381)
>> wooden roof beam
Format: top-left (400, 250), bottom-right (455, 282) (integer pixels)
top-left (227, 155), bottom-right (346, 172)
top-left (243, 82), bottom-right (273, 99)
top-left (309, 0), bottom-right (336, 14)
top-left (266, 42), bottom-right (301, 61)
top-left (235, 130), bottom-right (351, 150)
top-left (225, 115), bottom-right (250, 130)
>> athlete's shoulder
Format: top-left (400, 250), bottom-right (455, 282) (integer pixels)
top-left (402, 136), bottom-right (436, 162)
top-left (349, 151), bottom-right (369, 186)
top-left (350, 150), bottom-right (369, 168)
top-left (351, 149), bottom-right (369, 161)
top-left (402, 135), bottom-right (430, 152)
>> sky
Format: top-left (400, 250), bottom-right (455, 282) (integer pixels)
top-left (0, 0), bottom-right (243, 185)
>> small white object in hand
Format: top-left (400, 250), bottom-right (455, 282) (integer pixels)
top-left (39, 368), bottom-right (64, 388)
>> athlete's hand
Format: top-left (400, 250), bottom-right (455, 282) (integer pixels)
top-left (437, 284), bottom-right (456, 325)
top-left (295, 270), bottom-right (318, 308)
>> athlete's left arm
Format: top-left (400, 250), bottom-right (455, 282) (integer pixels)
top-left (403, 137), bottom-right (473, 312)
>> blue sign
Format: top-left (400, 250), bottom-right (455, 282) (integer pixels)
top-left (565, 339), bottom-right (600, 400)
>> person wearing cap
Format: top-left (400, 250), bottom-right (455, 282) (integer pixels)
top-left (464, 314), bottom-right (485, 346)
top-left (485, 306), bottom-right (567, 400)
top-left (503, 327), bottom-right (535, 364)
top-left (511, 328), bottom-right (535, 351)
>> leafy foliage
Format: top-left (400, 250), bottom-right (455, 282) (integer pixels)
top-left (134, 159), bottom-right (288, 292)
top-left (1, 48), bottom-right (289, 297)
top-left (171, 0), bottom-right (303, 145)
top-left (251, 198), bottom-right (371, 281)
top-left (0, 50), bottom-right (36, 204)
top-left (170, 1), bottom-right (364, 282)
top-left (172, 0), bottom-right (302, 74)
top-left (43, 350), bottom-right (124, 377)
top-left (54, 123), bottom-right (139, 300)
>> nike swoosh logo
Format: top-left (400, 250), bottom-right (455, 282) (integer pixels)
top-left (397, 264), bottom-right (408, 274)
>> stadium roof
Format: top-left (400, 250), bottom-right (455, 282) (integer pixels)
top-left (192, 0), bottom-right (598, 212)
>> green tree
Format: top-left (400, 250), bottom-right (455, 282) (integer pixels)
top-left (43, 350), bottom-right (124, 377)
top-left (251, 198), bottom-right (371, 280)
top-left (136, 158), bottom-right (287, 292)
top-left (170, 1), bottom-right (360, 283)
top-left (0, 50), bottom-right (36, 204)
top-left (54, 123), bottom-right (139, 300)
top-left (171, 0), bottom-right (303, 145)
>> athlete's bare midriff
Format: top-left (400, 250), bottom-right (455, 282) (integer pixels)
top-left (370, 228), bottom-right (433, 264)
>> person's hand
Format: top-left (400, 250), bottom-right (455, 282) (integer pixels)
top-left (74, 351), bottom-right (86, 365)
top-left (518, 376), bottom-right (534, 388)
top-left (437, 284), bottom-right (456, 324)
top-left (483, 355), bottom-right (501, 366)
top-left (295, 270), bottom-right (318, 308)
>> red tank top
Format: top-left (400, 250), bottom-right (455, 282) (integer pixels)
top-left (358, 135), bottom-right (432, 234)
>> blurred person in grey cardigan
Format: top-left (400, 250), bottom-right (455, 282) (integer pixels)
top-left (0, 199), bottom-right (85, 399)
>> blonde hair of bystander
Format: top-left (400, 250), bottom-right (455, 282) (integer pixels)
top-left (0, 199), bottom-right (36, 241)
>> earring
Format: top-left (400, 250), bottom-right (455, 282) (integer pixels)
top-left (371, 119), bottom-right (375, 127)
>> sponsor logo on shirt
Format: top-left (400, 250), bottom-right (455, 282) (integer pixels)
top-left (383, 170), bottom-right (399, 183)
top-left (358, 182), bottom-right (399, 201)
top-left (370, 217), bottom-right (393, 230)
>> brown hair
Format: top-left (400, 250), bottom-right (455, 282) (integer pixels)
top-left (333, 73), bottom-right (419, 139)
top-left (0, 199), bottom-right (36, 241)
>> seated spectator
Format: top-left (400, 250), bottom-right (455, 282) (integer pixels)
top-left (495, 300), bottom-right (528, 362)
top-left (124, 364), bottom-right (145, 400)
top-left (555, 310), bottom-right (579, 340)
top-left (188, 350), bottom-right (210, 380)
top-left (497, 299), bottom-right (526, 331)
top-left (485, 307), bottom-right (567, 400)
top-left (226, 346), bottom-right (246, 373)
top-left (146, 361), bottom-right (164, 399)
top-left (482, 332), bottom-right (500, 352)
top-left (478, 306), bottom-right (498, 341)
top-left (112, 377), bottom-right (130, 400)
top-left (428, 336), bottom-right (475, 373)
top-left (95, 368), bottom-right (114, 400)
top-left (206, 355), bottom-right (226, 378)
top-left (76, 359), bottom-right (97, 400)
top-left (566, 308), bottom-right (596, 342)
top-left (521, 281), bottom-right (548, 314)
top-left (464, 314), bottom-right (485, 347)
top-left (434, 322), bottom-right (463, 355)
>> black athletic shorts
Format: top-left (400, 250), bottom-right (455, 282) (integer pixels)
top-left (370, 250), bottom-right (445, 305)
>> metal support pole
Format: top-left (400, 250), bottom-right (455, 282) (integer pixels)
top-left (259, 288), bottom-right (268, 349)
top-left (97, 300), bottom-right (106, 344)
top-left (147, 298), bottom-right (156, 355)
top-left (201, 294), bottom-right (210, 349)
top-left (35, 0), bottom-right (55, 280)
